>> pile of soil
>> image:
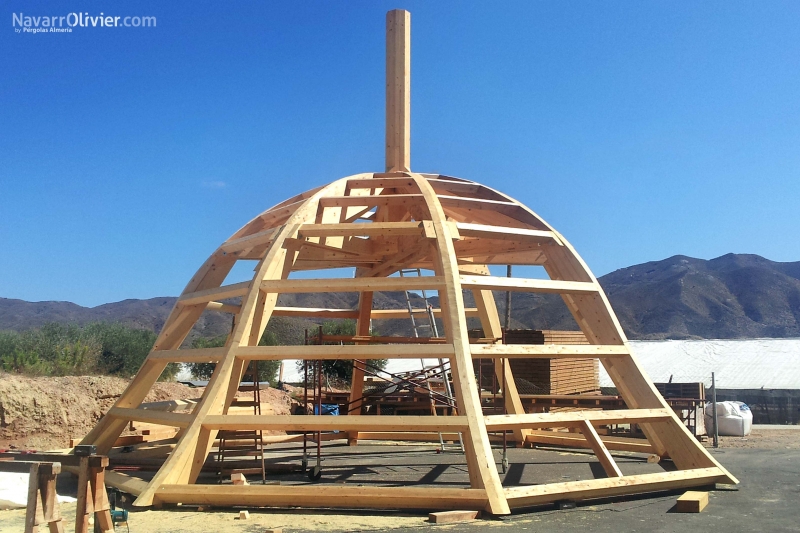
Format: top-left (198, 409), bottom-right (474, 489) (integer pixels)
top-left (0, 373), bottom-right (201, 450)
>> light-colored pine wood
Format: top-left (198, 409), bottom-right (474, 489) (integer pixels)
top-left (155, 485), bottom-right (489, 511)
top-left (348, 288), bottom-right (373, 444)
top-left (236, 343), bottom-right (455, 360)
top-left (504, 468), bottom-right (728, 508)
top-left (676, 490), bottom-right (709, 513)
top-left (411, 173), bottom-right (510, 515)
top-left (460, 275), bottom-right (598, 295)
top-left (523, 430), bottom-right (656, 454)
top-left (202, 415), bottom-right (469, 431)
top-left (107, 408), bottom-right (193, 428)
top-left (470, 344), bottom-right (629, 358)
top-left (260, 275), bottom-right (443, 294)
top-left (428, 510), bottom-right (480, 523)
top-left (578, 420), bottom-right (623, 478)
top-left (484, 409), bottom-right (672, 430)
top-left (386, 9), bottom-right (410, 172)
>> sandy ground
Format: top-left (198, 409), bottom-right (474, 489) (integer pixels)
top-left (704, 427), bottom-right (799, 450)
top-left (0, 501), bottom-right (431, 533)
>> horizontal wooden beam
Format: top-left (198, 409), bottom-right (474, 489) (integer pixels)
top-left (371, 307), bottom-right (480, 319)
top-left (272, 306), bottom-right (360, 319)
top-left (178, 281), bottom-right (250, 307)
top-left (318, 194), bottom-right (423, 208)
top-left (63, 465), bottom-right (148, 498)
top-left (235, 343), bottom-right (455, 360)
top-left (260, 276), bottom-right (444, 294)
top-left (483, 409), bottom-right (672, 431)
top-left (107, 407), bottom-right (193, 429)
top-left (201, 415), bottom-right (469, 432)
top-left (455, 223), bottom-right (560, 245)
top-left (220, 228), bottom-right (279, 253)
top-left (153, 484), bottom-right (489, 511)
top-left (523, 431), bottom-right (656, 454)
top-left (298, 221), bottom-right (434, 238)
top-left (438, 195), bottom-right (517, 211)
top-left (460, 275), bottom-right (598, 295)
top-left (0, 453), bottom-right (106, 469)
top-left (319, 334), bottom-right (447, 344)
top-left (0, 461), bottom-right (61, 474)
top-left (470, 344), bottom-right (628, 359)
top-left (147, 347), bottom-right (226, 363)
top-left (206, 301), bottom-right (241, 314)
top-left (346, 176), bottom-right (417, 190)
top-left (356, 432), bottom-right (463, 442)
top-left (504, 468), bottom-right (728, 509)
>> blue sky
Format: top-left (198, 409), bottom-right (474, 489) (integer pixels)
top-left (1, 1), bottom-right (798, 307)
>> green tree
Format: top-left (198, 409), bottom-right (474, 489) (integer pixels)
top-left (187, 331), bottom-right (281, 385)
top-left (0, 322), bottom-right (177, 380)
top-left (297, 320), bottom-right (388, 385)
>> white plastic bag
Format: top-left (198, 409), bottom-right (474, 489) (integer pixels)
top-left (704, 401), bottom-right (752, 437)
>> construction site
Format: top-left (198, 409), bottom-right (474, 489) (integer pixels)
top-left (1, 7), bottom-right (798, 533)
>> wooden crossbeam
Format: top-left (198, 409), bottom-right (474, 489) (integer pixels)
top-left (260, 307), bottom-right (482, 318)
top-left (220, 228), bottom-right (279, 253)
top-left (272, 306), bottom-right (360, 318)
top-left (318, 194), bottom-right (423, 208)
top-left (438, 195), bottom-right (518, 211)
top-left (107, 407), bottom-right (193, 428)
top-left (386, 9), bottom-right (411, 172)
top-left (460, 275), bottom-right (598, 295)
top-left (201, 415), bottom-right (469, 432)
top-left (455, 222), bottom-right (560, 244)
top-left (504, 468), bottom-right (728, 509)
top-left (177, 281), bottom-right (250, 307)
top-left (470, 344), bottom-right (628, 359)
top-left (235, 343), bottom-right (455, 360)
top-left (260, 275), bottom-right (444, 294)
top-left (147, 347), bottom-right (226, 363)
top-left (578, 420), bottom-right (623, 477)
top-left (206, 301), bottom-right (241, 314)
top-left (371, 307), bottom-right (480, 319)
top-left (155, 484), bottom-right (489, 511)
top-left (523, 431), bottom-right (656, 454)
top-left (298, 221), bottom-right (434, 238)
top-left (346, 177), bottom-right (416, 190)
top-left (483, 409), bottom-right (672, 430)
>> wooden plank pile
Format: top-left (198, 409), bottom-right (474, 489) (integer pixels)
top-left (505, 330), bottom-right (599, 395)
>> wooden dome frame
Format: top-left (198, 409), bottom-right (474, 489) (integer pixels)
top-left (81, 10), bottom-right (736, 515)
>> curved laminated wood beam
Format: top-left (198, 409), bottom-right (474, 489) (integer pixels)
top-left (411, 172), bottom-right (510, 515)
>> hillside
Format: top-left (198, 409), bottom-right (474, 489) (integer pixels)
top-left (1, 254), bottom-right (798, 341)
top-left (600, 254), bottom-right (800, 339)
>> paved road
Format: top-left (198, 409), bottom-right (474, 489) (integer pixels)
top-left (399, 448), bottom-right (800, 533)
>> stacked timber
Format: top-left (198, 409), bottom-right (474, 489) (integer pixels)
top-left (504, 329), bottom-right (600, 396)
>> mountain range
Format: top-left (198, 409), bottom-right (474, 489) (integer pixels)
top-left (2, 254), bottom-right (798, 342)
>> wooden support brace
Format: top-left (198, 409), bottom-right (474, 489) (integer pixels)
top-left (578, 420), bottom-right (622, 478)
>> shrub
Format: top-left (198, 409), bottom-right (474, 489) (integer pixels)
top-left (0, 322), bottom-right (177, 380)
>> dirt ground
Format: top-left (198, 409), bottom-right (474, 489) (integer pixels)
top-left (705, 427), bottom-right (799, 450)
top-left (0, 373), bottom-right (204, 450)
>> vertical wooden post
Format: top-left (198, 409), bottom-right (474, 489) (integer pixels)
top-left (386, 9), bottom-right (411, 172)
top-left (347, 290), bottom-right (373, 445)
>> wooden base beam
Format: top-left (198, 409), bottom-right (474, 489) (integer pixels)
top-left (505, 468), bottom-right (727, 508)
